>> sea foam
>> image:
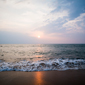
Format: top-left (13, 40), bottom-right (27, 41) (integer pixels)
top-left (0, 58), bottom-right (85, 72)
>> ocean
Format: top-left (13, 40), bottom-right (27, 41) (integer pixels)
top-left (0, 44), bottom-right (85, 72)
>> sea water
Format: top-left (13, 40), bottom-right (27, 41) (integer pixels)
top-left (0, 44), bottom-right (85, 71)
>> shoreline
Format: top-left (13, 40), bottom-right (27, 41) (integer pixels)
top-left (0, 70), bottom-right (85, 85)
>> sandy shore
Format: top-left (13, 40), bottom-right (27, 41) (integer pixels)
top-left (0, 70), bottom-right (85, 85)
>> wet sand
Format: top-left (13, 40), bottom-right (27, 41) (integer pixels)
top-left (0, 70), bottom-right (85, 85)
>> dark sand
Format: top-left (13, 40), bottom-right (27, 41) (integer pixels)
top-left (0, 70), bottom-right (85, 85)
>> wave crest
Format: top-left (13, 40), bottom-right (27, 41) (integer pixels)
top-left (0, 59), bottom-right (85, 72)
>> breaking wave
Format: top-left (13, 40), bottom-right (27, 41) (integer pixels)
top-left (0, 59), bottom-right (85, 72)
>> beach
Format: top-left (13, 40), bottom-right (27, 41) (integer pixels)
top-left (0, 70), bottom-right (85, 85)
top-left (0, 44), bottom-right (85, 85)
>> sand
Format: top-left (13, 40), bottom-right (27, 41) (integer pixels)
top-left (0, 70), bottom-right (85, 85)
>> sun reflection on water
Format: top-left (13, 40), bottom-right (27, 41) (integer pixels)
top-left (35, 72), bottom-right (43, 85)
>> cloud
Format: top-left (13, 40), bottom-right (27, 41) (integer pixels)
top-left (16, 0), bottom-right (29, 3)
top-left (0, 0), bottom-right (85, 44)
top-left (0, 0), bottom-right (69, 33)
top-left (63, 13), bottom-right (85, 33)
top-left (45, 10), bottom-right (68, 23)
top-left (3, 0), bottom-right (6, 1)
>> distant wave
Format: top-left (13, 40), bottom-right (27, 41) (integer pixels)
top-left (0, 58), bottom-right (85, 72)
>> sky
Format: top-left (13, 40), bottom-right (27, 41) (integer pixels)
top-left (0, 0), bottom-right (85, 44)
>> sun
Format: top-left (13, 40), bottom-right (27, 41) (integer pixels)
top-left (38, 36), bottom-right (40, 38)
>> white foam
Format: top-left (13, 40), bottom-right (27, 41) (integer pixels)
top-left (0, 59), bottom-right (85, 72)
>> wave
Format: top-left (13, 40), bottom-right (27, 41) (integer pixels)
top-left (0, 59), bottom-right (85, 72)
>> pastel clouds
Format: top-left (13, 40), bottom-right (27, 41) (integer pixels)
top-left (63, 13), bottom-right (85, 33)
top-left (0, 0), bottom-right (85, 44)
top-left (0, 0), bottom-right (69, 33)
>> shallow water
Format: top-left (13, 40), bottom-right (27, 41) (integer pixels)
top-left (0, 44), bottom-right (85, 71)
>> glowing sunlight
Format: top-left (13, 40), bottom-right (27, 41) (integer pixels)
top-left (38, 36), bottom-right (40, 38)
